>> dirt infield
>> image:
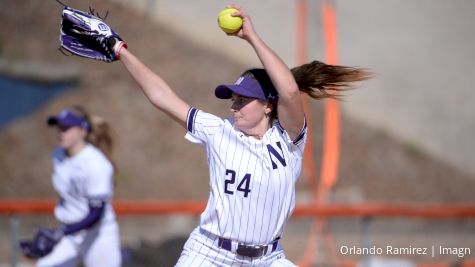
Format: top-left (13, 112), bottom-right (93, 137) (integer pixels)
top-left (1, 0), bottom-right (474, 265)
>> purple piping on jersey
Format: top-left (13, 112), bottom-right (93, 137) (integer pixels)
top-left (293, 118), bottom-right (307, 145)
top-left (62, 200), bottom-right (105, 235)
top-left (276, 118), bottom-right (307, 145)
top-left (276, 121), bottom-right (285, 134)
top-left (187, 107), bottom-right (198, 133)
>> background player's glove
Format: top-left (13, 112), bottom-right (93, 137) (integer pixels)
top-left (19, 227), bottom-right (63, 259)
top-left (59, 4), bottom-right (127, 62)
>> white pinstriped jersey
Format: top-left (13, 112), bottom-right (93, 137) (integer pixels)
top-left (51, 144), bottom-right (116, 225)
top-left (185, 107), bottom-right (307, 245)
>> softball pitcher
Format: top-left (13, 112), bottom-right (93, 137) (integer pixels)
top-left (57, 4), bottom-right (370, 266)
top-left (118, 6), bottom-right (369, 266)
top-left (37, 106), bottom-right (121, 267)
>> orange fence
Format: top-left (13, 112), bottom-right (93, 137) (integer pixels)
top-left (2, 199), bottom-right (475, 267)
top-left (297, 1), bottom-right (342, 266)
top-left (1, 199), bottom-right (475, 219)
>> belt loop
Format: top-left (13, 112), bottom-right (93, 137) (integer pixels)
top-left (272, 240), bottom-right (278, 252)
top-left (218, 237), bottom-right (232, 251)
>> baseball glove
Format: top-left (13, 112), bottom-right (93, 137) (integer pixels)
top-left (19, 228), bottom-right (63, 259)
top-left (58, 2), bottom-right (127, 62)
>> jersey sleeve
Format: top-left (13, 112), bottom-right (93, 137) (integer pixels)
top-left (62, 200), bottom-right (105, 235)
top-left (85, 157), bottom-right (114, 200)
top-left (185, 107), bottom-right (225, 145)
top-left (277, 117), bottom-right (308, 148)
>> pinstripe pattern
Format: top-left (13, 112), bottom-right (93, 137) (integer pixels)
top-left (181, 107), bottom-right (306, 265)
top-left (176, 227), bottom-right (295, 267)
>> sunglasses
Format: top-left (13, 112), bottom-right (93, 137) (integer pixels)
top-left (57, 125), bottom-right (74, 132)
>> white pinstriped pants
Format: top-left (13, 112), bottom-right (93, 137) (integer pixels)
top-left (175, 227), bottom-right (296, 267)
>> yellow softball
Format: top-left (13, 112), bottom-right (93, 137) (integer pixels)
top-left (217, 8), bottom-right (243, 34)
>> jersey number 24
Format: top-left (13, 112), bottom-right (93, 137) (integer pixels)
top-left (224, 169), bottom-right (251, 198)
top-left (223, 142), bottom-right (288, 198)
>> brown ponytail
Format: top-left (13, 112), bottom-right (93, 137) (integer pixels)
top-left (69, 106), bottom-right (117, 173)
top-left (265, 61), bottom-right (371, 124)
top-left (291, 60), bottom-right (372, 99)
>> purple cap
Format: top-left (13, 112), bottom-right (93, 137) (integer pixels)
top-left (47, 108), bottom-right (90, 130)
top-left (215, 69), bottom-right (278, 101)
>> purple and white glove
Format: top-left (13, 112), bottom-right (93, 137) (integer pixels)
top-left (19, 227), bottom-right (64, 259)
top-left (59, 5), bottom-right (126, 62)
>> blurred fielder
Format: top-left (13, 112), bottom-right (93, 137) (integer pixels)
top-left (21, 106), bottom-right (121, 267)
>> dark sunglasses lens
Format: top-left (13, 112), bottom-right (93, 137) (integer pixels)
top-left (58, 125), bottom-right (72, 132)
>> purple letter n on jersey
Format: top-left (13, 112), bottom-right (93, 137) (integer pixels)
top-left (266, 142), bottom-right (287, 169)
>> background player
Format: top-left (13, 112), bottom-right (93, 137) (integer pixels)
top-left (35, 106), bottom-right (121, 267)
top-left (74, 4), bottom-right (369, 266)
